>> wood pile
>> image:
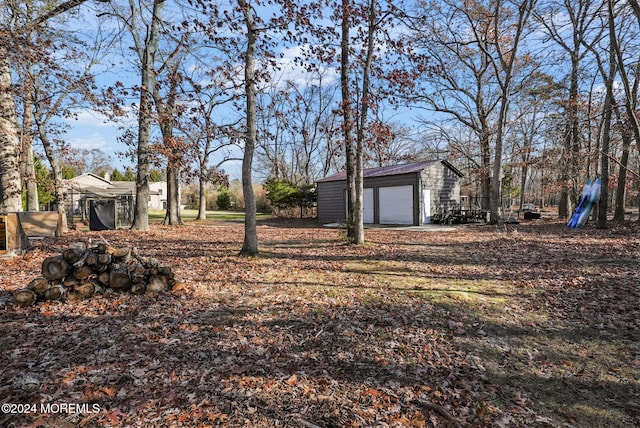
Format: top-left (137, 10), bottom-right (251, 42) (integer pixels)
top-left (13, 242), bottom-right (178, 307)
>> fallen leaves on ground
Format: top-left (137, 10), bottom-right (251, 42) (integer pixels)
top-left (0, 219), bottom-right (639, 427)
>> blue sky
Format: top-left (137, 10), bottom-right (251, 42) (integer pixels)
top-left (65, 109), bottom-right (246, 180)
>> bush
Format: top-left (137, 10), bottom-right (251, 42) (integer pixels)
top-left (263, 178), bottom-right (316, 217)
top-left (216, 188), bottom-right (231, 210)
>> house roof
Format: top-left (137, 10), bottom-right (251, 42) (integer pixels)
top-left (65, 177), bottom-right (162, 197)
top-left (68, 172), bottom-right (112, 189)
top-left (316, 160), bottom-right (463, 183)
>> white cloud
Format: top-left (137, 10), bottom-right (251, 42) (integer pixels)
top-left (263, 44), bottom-right (339, 90)
top-left (71, 110), bottom-right (116, 128)
top-left (67, 132), bottom-right (115, 151)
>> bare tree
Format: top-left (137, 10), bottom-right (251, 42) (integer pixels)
top-left (237, 0), bottom-right (260, 256)
top-left (535, 0), bottom-right (606, 218)
top-left (104, 0), bottom-right (166, 231)
top-left (0, 0), bottom-right (97, 212)
top-left (179, 69), bottom-right (238, 221)
top-left (485, 0), bottom-right (538, 223)
top-left (406, 0), bottom-right (500, 212)
top-left (153, 40), bottom-right (187, 226)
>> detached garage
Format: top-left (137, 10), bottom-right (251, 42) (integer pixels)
top-left (316, 160), bottom-right (463, 226)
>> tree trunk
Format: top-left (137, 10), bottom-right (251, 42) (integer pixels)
top-left (0, 48), bottom-right (24, 213)
top-left (162, 164), bottom-right (182, 225)
top-left (351, 0), bottom-right (378, 244)
top-left (0, 0), bottom-right (90, 213)
top-left (197, 175), bottom-right (207, 220)
top-left (341, 0), bottom-right (357, 240)
top-left (489, 0), bottom-right (534, 224)
top-left (23, 147), bottom-right (39, 211)
top-left (610, 0), bottom-right (640, 222)
top-left (598, 0), bottom-right (617, 229)
top-left (20, 89), bottom-right (39, 211)
top-left (239, 0), bottom-right (258, 256)
top-left (613, 122), bottom-right (631, 222)
top-left (35, 116), bottom-right (67, 235)
top-left (132, 0), bottom-right (166, 231)
top-left (479, 132), bottom-right (491, 212)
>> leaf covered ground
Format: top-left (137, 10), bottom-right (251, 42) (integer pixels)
top-left (1, 219), bottom-right (639, 427)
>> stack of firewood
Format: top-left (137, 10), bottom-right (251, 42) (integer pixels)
top-left (13, 242), bottom-right (178, 307)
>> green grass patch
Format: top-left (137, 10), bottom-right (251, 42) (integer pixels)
top-left (148, 209), bottom-right (272, 222)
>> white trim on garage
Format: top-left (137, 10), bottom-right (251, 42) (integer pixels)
top-left (422, 188), bottom-right (431, 224)
top-left (364, 188), bottom-right (374, 223)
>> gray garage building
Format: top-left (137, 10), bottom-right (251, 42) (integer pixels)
top-left (316, 160), bottom-right (463, 225)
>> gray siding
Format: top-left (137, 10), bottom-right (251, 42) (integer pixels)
top-left (317, 181), bottom-right (347, 223)
top-left (421, 162), bottom-right (461, 219)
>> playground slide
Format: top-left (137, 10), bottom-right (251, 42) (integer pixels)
top-left (576, 178), bottom-right (601, 227)
top-left (567, 178), bottom-right (601, 228)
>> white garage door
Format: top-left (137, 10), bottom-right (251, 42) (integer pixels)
top-left (379, 185), bottom-right (414, 224)
top-left (364, 188), bottom-right (374, 223)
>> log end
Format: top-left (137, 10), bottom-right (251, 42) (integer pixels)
top-left (146, 275), bottom-right (168, 294)
top-left (13, 289), bottom-right (37, 307)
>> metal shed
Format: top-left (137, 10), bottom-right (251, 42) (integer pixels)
top-left (316, 160), bottom-right (463, 225)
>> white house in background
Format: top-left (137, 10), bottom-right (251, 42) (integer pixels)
top-left (66, 173), bottom-right (167, 210)
top-left (149, 181), bottom-right (167, 210)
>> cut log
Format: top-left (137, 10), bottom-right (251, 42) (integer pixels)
top-left (132, 247), bottom-right (158, 268)
top-left (171, 282), bottom-right (187, 292)
top-left (72, 249), bottom-right (92, 268)
top-left (109, 247), bottom-right (131, 262)
top-left (129, 264), bottom-right (146, 276)
top-left (93, 262), bottom-right (109, 273)
top-left (27, 276), bottom-right (50, 296)
top-left (96, 271), bottom-right (110, 285)
top-left (98, 253), bottom-right (111, 265)
top-left (43, 284), bottom-right (67, 301)
top-left (66, 291), bottom-right (84, 301)
top-left (130, 282), bottom-right (146, 295)
top-left (63, 277), bottom-right (80, 289)
top-left (73, 265), bottom-right (94, 280)
top-left (74, 281), bottom-right (97, 298)
top-left (109, 266), bottom-right (131, 292)
top-left (42, 256), bottom-right (71, 280)
top-left (86, 251), bottom-right (99, 266)
top-left (63, 243), bottom-right (87, 264)
top-left (93, 282), bottom-right (104, 295)
top-left (147, 275), bottom-right (168, 293)
top-left (13, 289), bottom-right (37, 307)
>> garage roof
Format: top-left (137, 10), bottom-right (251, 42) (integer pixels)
top-left (316, 160), bottom-right (463, 183)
